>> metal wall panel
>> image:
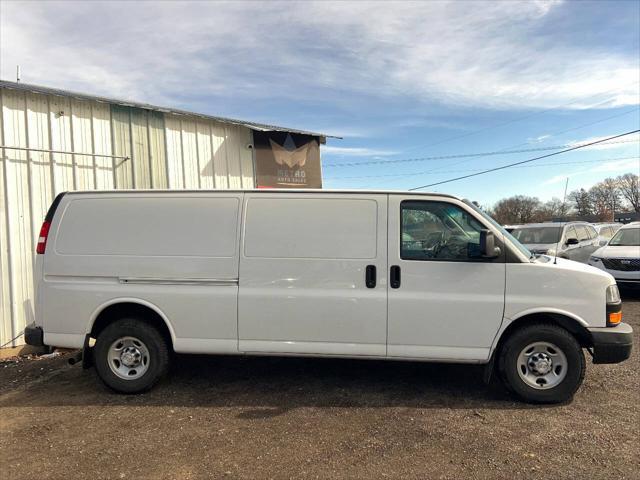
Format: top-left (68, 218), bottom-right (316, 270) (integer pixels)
top-left (71, 99), bottom-right (95, 191)
top-left (111, 105), bottom-right (133, 189)
top-left (211, 123), bottom-right (230, 188)
top-left (196, 121), bottom-right (215, 189)
top-left (225, 126), bottom-right (243, 189)
top-left (25, 93), bottom-right (53, 240)
top-left (92, 101), bottom-right (115, 190)
top-left (164, 114), bottom-right (184, 189)
top-left (1, 89), bottom-right (36, 345)
top-left (49, 95), bottom-right (74, 192)
top-left (0, 86), bottom-right (261, 346)
top-left (181, 119), bottom-right (200, 189)
top-left (0, 90), bottom-right (12, 345)
top-left (130, 108), bottom-right (151, 189)
top-left (148, 111), bottom-right (167, 189)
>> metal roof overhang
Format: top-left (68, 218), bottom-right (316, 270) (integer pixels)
top-left (0, 80), bottom-right (339, 143)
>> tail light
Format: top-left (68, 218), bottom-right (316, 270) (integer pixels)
top-left (36, 221), bottom-right (51, 254)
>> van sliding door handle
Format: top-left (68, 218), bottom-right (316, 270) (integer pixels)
top-left (365, 265), bottom-right (377, 288)
top-left (390, 265), bottom-right (401, 289)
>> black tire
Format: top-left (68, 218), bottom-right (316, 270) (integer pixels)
top-left (94, 318), bottom-right (169, 393)
top-left (498, 323), bottom-right (585, 404)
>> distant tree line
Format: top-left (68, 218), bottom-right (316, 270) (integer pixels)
top-left (488, 172), bottom-right (639, 225)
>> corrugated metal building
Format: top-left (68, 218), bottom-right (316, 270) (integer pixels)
top-left (0, 80), bottom-right (330, 347)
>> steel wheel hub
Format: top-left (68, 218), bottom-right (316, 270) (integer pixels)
top-left (528, 353), bottom-right (553, 375)
top-left (517, 341), bottom-right (568, 390)
top-left (107, 336), bottom-right (150, 380)
top-left (120, 346), bottom-right (142, 367)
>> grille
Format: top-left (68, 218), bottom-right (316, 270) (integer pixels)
top-left (601, 258), bottom-right (640, 272)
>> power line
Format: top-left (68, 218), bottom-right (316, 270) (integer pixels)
top-left (325, 156), bottom-right (639, 180)
top-left (323, 138), bottom-right (639, 168)
top-left (408, 129), bottom-right (640, 191)
top-left (369, 107), bottom-right (640, 189)
top-left (489, 107), bottom-right (640, 153)
top-left (330, 107), bottom-right (638, 169)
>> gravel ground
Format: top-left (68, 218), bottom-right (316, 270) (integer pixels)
top-left (1, 295), bottom-right (639, 480)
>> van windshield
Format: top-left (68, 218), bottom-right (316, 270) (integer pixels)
top-left (511, 226), bottom-right (562, 244)
top-left (609, 227), bottom-right (640, 246)
top-left (463, 200), bottom-right (531, 259)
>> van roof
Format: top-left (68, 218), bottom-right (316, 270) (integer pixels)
top-left (62, 189), bottom-right (462, 200)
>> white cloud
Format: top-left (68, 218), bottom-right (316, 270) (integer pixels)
top-left (590, 158), bottom-right (640, 173)
top-left (1, 0), bottom-right (638, 111)
top-left (528, 134), bottom-right (552, 144)
top-left (567, 133), bottom-right (640, 151)
top-left (321, 146), bottom-right (397, 157)
top-left (543, 173), bottom-right (575, 186)
top-left (543, 157), bottom-right (639, 185)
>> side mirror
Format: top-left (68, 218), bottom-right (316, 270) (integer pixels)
top-left (480, 230), bottom-right (501, 259)
top-left (566, 237), bottom-right (579, 246)
top-left (599, 239), bottom-right (608, 247)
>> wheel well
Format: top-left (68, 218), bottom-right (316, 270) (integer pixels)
top-left (90, 302), bottom-right (173, 348)
top-left (495, 313), bottom-right (593, 355)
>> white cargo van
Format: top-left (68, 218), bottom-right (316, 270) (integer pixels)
top-left (26, 190), bottom-right (632, 403)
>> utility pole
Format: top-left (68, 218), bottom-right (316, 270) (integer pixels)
top-left (561, 177), bottom-right (569, 221)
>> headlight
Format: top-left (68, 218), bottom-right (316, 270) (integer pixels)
top-left (590, 256), bottom-right (602, 262)
top-left (546, 248), bottom-right (557, 256)
top-left (606, 285), bottom-right (621, 304)
top-left (606, 285), bottom-right (622, 327)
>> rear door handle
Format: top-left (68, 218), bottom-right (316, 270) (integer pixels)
top-left (365, 265), bottom-right (377, 288)
top-left (390, 265), bottom-right (401, 289)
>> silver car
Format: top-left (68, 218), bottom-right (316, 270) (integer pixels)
top-left (593, 222), bottom-right (622, 247)
top-left (511, 222), bottom-right (600, 263)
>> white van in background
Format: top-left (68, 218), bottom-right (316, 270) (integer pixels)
top-left (26, 190), bottom-right (632, 403)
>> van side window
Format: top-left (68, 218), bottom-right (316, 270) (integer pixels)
top-left (400, 201), bottom-right (486, 261)
top-left (564, 225), bottom-right (577, 241)
top-left (587, 225), bottom-right (598, 239)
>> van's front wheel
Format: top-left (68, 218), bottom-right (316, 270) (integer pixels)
top-left (498, 324), bottom-right (585, 404)
top-left (94, 319), bottom-right (169, 393)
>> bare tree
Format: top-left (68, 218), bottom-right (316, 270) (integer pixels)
top-left (536, 197), bottom-right (569, 221)
top-left (488, 172), bottom-right (638, 224)
top-left (603, 177), bottom-right (622, 213)
top-left (568, 188), bottom-right (592, 216)
top-left (491, 195), bottom-right (541, 224)
top-left (589, 179), bottom-right (620, 221)
top-left (617, 173), bottom-right (639, 212)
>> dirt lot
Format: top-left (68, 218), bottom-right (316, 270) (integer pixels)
top-left (1, 295), bottom-right (639, 480)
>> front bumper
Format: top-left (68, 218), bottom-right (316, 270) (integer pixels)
top-left (24, 323), bottom-right (45, 347)
top-left (589, 322), bottom-right (633, 364)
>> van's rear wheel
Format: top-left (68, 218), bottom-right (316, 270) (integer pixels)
top-left (94, 319), bottom-right (169, 393)
top-left (498, 324), bottom-right (585, 404)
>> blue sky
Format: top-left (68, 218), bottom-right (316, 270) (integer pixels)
top-left (1, 0), bottom-right (638, 206)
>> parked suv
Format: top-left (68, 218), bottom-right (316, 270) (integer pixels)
top-left (593, 223), bottom-right (622, 247)
top-left (511, 222), bottom-right (600, 263)
top-left (589, 222), bottom-right (640, 288)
